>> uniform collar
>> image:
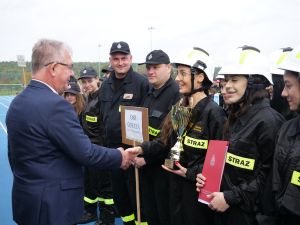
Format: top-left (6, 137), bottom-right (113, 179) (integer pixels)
top-left (288, 115), bottom-right (300, 137)
top-left (88, 88), bottom-right (99, 100)
top-left (107, 67), bottom-right (134, 84)
top-left (237, 98), bottom-right (270, 126)
top-left (148, 77), bottom-right (173, 98)
top-left (193, 95), bottom-right (211, 110)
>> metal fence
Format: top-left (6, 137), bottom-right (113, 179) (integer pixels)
top-left (0, 84), bottom-right (24, 96)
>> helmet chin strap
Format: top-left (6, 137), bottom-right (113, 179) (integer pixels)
top-left (184, 68), bottom-right (205, 97)
top-left (187, 87), bottom-right (205, 97)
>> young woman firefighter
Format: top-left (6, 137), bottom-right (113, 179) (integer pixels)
top-left (196, 45), bottom-right (285, 225)
top-left (64, 81), bottom-right (85, 117)
top-left (269, 47), bottom-right (294, 120)
top-left (128, 47), bottom-right (227, 225)
top-left (272, 46), bottom-right (300, 225)
top-left (78, 67), bottom-right (116, 225)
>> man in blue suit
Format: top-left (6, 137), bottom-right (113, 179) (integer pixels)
top-left (6, 39), bottom-right (138, 225)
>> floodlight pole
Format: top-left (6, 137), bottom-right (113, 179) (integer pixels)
top-left (98, 44), bottom-right (102, 75)
top-left (148, 26), bottom-right (155, 51)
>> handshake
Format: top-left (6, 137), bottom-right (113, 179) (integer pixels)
top-left (118, 146), bottom-right (143, 170)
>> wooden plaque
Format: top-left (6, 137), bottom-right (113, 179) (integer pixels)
top-left (121, 106), bottom-right (149, 146)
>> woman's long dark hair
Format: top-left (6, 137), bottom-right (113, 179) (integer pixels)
top-left (223, 75), bottom-right (270, 138)
top-left (64, 92), bottom-right (85, 116)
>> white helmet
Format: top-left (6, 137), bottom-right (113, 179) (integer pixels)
top-left (218, 45), bottom-right (272, 85)
top-left (172, 47), bottom-right (214, 83)
top-left (279, 46), bottom-right (300, 74)
top-left (269, 47), bottom-right (293, 75)
top-left (215, 74), bottom-right (225, 80)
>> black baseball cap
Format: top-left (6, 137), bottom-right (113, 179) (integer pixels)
top-left (138, 50), bottom-right (170, 65)
top-left (65, 82), bottom-right (81, 94)
top-left (78, 67), bottom-right (98, 80)
top-left (101, 66), bottom-right (113, 73)
top-left (69, 75), bottom-right (77, 83)
top-left (110, 41), bottom-right (131, 54)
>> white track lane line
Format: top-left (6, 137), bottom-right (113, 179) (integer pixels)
top-left (0, 121), bottom-right (7, 134)
top-left (0, 102), bottom-right (9, 108)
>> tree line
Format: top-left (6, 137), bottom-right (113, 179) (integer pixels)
top-left (0, 61), bottom-right (220, 84)
top-left (0, 61), bottom-right (111, 84)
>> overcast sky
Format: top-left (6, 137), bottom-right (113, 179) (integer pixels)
top-left (1, 0), bottom-right (300, 66)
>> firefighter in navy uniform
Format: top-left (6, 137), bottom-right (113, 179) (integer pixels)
top-left (99, 41), bottom-right (149, 225)
top-left (133, 50), bottom-right (180, 225)
top-left (269, 47), bottom-right (295, 120)
top-left (197, 46), bottom-right (285, 225)
top-left (273, 46), bottom-right (300, 225)
top-left (78, 67), bottom-right (116, 225)
top-left (129, 47), bottom-right (226, 225)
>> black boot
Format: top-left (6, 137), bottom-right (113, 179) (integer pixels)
top-left (94, 220), bottom-right (103, 225)
top-left (94, 219), bottom-right (115, 225)
top-left (97, 204), bottom-right (116, 225)
top-left (78, 211), bottom-right (98, 224)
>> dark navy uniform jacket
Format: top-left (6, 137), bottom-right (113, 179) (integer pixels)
top-left (273, 115), bottom-right (300, 216)
top-left (6, 80), bottom-right (122, 225)
top-left (142, 77), bottom-right (180, 164)
top-left (81, 89), bottom-right (103, 145)
top-left (221, 99), bottom-right (285, 213)
top-left (99, 67), bottom-right (149, 148)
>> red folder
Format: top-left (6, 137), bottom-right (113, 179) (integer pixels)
top-left (198, 140), bottom-right (229, 204)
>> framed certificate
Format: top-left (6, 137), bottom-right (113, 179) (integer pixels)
top-left (121, 106), bottom-right (149, 146)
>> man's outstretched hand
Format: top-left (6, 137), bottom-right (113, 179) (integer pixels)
top-left (118, 147), bottom-right (140, 170)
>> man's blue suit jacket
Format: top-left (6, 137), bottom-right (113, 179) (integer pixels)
top-left (6, 80), bottom-right (122, 225)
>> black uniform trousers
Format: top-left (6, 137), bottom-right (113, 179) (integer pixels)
top-left (140, 165), bottom-right (170, 225)
top-left (169, 174), bottom-right (214, 225)
top-left (111, 167), bottom-right (147, 225)
top-left (84, 168), bottom-right (115, 223)
top-left (214, 207), bottom-right (258, 225)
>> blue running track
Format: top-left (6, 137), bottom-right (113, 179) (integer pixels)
top-left (0, 96), bottom-right (123, 225)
